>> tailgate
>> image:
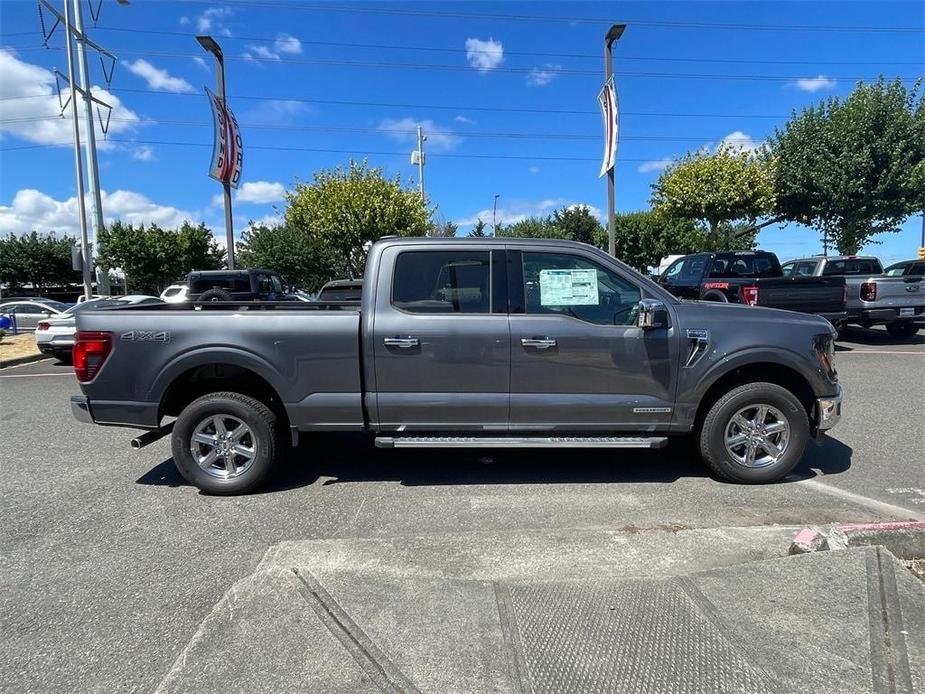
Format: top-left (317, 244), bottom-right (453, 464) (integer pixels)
top-left (865, 276), bottom-right (924, 307)
top-left (756, 277), bottom-right (845, 314)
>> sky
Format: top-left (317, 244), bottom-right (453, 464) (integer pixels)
top-left (0, 0), bottom-right (923, 266)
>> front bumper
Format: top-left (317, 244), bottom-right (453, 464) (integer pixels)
top-left (815, 384), bottom-right (843, 434)
top-left (71, 395), bottom-right (94, 424)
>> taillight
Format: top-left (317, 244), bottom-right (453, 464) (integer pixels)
top-left (73, 331), bottom-right (112, 382)
top-left (741, 285), bottom-right (759, 306)
top-left (36, 321), bottom-right (51, 331)
top-left (860, 282), bottom-right (877, 302)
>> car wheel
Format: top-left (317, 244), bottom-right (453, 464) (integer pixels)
top-left (885, 320), bottom-right (919, 339)
top-left (698, 382), bottom-right (809, 484)
top-left (197, 288), bottom-right (232, 303)
top-left (171, 392), bottom-right (278, 495)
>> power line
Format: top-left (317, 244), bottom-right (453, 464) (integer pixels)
top-left (85, 26), bottom-right (925, 66)
top-left (173, 0), bottom-right (925, 33)
top-left (0, 114), bottom-right (773, 144)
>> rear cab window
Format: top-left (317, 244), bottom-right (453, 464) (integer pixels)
top-left (822, 258), bottom-right (883, 276)
top-left (711, 253), bottom-right (781, 278)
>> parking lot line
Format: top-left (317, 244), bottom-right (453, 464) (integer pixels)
top-left (791, 476), bottom-right (925, 521)
top-left (837, 350), bottom-right (924, 355)
top-left (0, 372), bottom-right (74, 379)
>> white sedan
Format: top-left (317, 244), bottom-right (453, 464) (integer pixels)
top-left (159, 284), bottom-right (189, 303)
top-left (35, 295), bottom-right (162, 362)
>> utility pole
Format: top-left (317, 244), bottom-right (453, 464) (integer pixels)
top-left (603, 24), bottom-right (626, 258)
top-left (197, 35), bottom-right (236, 268)
top-left (62, 0), bottom-right (92, 300)
top-left (71, 0), bottom-right (110, 294)
top-left (414, 125), bottom-right (426, 201)
top-left (492, 194), bottom-right (500, 235)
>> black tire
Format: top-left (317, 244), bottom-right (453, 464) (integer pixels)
top-left (171, 392), bottom-right (278, 494)
top-left (885, 320), bottom-right (919, 339)
top-left (698, 382), bottom-right (809, 484)
top-left (198, 288), bottom-right (232, 303)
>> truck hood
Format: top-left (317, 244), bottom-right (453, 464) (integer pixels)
top-left (677, 299), bottom-right (835, 333)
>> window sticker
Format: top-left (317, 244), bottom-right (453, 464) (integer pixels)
top-left (539, 268), bottom-right (599, 306)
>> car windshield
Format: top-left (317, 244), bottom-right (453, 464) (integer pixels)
top-left (66, 298), bottom-right (131, 313)
top-left (163, 287), bottom-right (184, 297)
top-left (39, 300), bottom-right (70, 312)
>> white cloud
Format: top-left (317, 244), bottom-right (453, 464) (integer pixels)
top-left (638, 158), bottom-right (674, 173)
top-left (0, 188), bottom-right (197, 236)
top-left (197, 7), bottom-right (233, 34)
top-left (454, 115), bottom-right (475, 125)
top-left (241, 99), bottom-right (315, 125)
top-left (236, 181), bottom-right (286, 204)
top-left (191, 56), bottom-right (209, 72)
top-left (0, 49), bottom-right (140, 148)
top-left (717, 130), bottom-right (762, 153)
top-left (377, 117), bottom-right (461, 152)
top-left (178, 16), bottom-right (189, 25)
top-left (244, 45), bottom-right (281, 63)
top-left (528, 166), bottom-right (540, 175)
top-left (791, 75), bottom-right (836, 92)
top-left (123, 59), bottom-right (195, 93)
top-left (274, 34), bottom-right (302, 55)
top-left (211, 193), bottom-right (224, 208)
top-left (465, 37), bottom-right (503, 72)
top-left (131, 145), bottom-right (154, 161)
top-left (526, 64), bottom-right (562, 87)
top-left (457, 198), bottom-right (591, 227)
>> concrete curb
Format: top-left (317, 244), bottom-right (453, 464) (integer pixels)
top-left (789, 521), bottom-right (925, 559)
top-left (0, 352), bottom-right (50, 369)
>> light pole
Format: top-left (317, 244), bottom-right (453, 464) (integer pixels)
top-left (492, 194), bottom-right (500, 235)
top-left (604, 23), bottom-right (625, 258)
top-left (416, 126), bottom-right (426, 201)
top-left (197, 35), bottom-right (235, 269)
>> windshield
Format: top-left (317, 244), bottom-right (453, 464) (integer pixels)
top-left (66, 298), bottom-right (132, 314)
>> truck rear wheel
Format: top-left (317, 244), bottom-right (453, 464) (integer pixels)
top-left (885, 320), bottom-right (919, 339)
top-left (171, 392), bottom-right (278, 494)
top-left (698, 382), bottom-right (809, 484)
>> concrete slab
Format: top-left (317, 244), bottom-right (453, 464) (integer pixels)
top-left (160, 529), bottom-right (924, 693)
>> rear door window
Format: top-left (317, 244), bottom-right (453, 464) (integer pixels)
top-left (392, 251), bottom-right (491, 313)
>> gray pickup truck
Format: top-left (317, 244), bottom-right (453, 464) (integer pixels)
top-left (70, 238), bottom-right (843, 494)
top-left (781, 255), bottom-right (924, 338)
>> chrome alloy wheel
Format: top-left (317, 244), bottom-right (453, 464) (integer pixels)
top-left (190, 414), bottom-right (256, 479)
top-left (724, 404), bottom-right (791, 468)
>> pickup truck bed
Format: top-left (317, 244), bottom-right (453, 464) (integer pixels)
top-left (71, 238), bottom-right (843, 494)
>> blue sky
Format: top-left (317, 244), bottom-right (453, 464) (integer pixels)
top-left (1, 1), bottom-right (923, 265)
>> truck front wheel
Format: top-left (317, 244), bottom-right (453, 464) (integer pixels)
top-left (171, 392), bottom-right (278, 494)
top-left (698, 382), bottom-right (809, 484)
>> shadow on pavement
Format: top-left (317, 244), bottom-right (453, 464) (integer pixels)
top-left (836, 325), bottom-right (923, 350)
top-left (137, 433), bottom-right (853, 493)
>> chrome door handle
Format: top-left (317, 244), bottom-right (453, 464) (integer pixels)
top-left (521, 337), bottom-right (557, 349)
top-left (384, 336), bottom-right (420, 348)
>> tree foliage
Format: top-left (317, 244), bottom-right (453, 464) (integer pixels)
top-left (237, 221), bottom-right (337, 291)
top-left (0, 231), bottom-right (81, 291)
top-left (496, 205), bottom-right (605, 243)
top-left (593, 211), bottom-right (707, 272)
top-left (97, 220), bottom-right (224, 294)
top-left (429, 217), bottom-right (459, 238)
top-left (650, 146), bottom-right (776, 244)
top-left (772, 78), bottom-right (925, 254)
top-left (468, 219), bottom-right (488, 237)
top-left (284, 160), bottom-right (432, 278)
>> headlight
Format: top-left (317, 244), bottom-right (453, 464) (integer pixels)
top-left (812, 334), bottom-right (837, 382)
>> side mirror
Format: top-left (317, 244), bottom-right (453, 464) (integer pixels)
top-left (638, 299), bottom-right (669, 330)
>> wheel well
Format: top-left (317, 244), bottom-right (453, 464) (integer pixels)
top-left (701, 291), bottom-right (728, 302)
top-left (160, 364), bottom-right (289, 429)
top-left (694, 363), bottom-right (815, 432)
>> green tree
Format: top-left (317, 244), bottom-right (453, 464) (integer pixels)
top-left (430, 217), bottom-right (458, 238)
top-left (97, 220), bottom-right (223, 294)
top-left (0, 231), bottom-right (80, 292)
top-left (592, 211), bottom-right (706, 272)
top-left (285, 160), bottom-right (432, 278)
top-left (496, 215), bottom-right (564, 239)
top-left (237, 221), bottom-right (336, 291)
top-left (551, 205), bottom-right (603, 245)
top-left (651, 145), bottom-right (776, 247)
top-left (468, 219), bottom-right (488, 237)
top-left (772, 78), bottom-right (924, 254)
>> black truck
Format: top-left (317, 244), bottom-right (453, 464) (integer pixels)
top-left (657, 251), bottom-right (846, 326)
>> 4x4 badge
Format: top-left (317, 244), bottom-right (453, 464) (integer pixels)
top-left (120, 330), bottom-right (170, 343)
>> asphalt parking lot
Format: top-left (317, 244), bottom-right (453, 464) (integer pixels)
top-left (1, 325), bottom-right (923, 693)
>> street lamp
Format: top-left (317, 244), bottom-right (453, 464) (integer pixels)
top-left (604, 23), bottom-right (626, 258)
top-left (197, 34), bottom-right (235, 269)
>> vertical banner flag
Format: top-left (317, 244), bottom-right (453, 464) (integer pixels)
top-left (205, 87), bottom-right (243, 188)
top-left (597, 76), bottom-right (619, 178)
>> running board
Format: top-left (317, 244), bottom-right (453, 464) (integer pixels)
top-left (374, 435), bottom-right (668, 449)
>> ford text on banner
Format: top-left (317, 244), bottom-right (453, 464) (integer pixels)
top-left (598, 76), bottom-right (619, 178)
top-left (205, 87), bottom-right (243, 189)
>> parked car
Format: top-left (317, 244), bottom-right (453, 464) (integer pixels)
top-left (71, 237), bottom-right (842, 495)
top-left (782, 255), bottom-right (923, 338)
top-left (884, 259), bottom-right (925, 277)
top-left (0, 299), bottom-right (72, 331)
top-left (76, 294), bottom-right (107, 304)
top-left (657, 251), bottom-right (847, 326)
top-left (36, 295), bottom-right (162, 362)
top-left (159, 284), bottom-right (189, 303)
top-left (186, 269), bottom-right (291, 302)
top-left (317, 279), bottom-right (363, 302)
